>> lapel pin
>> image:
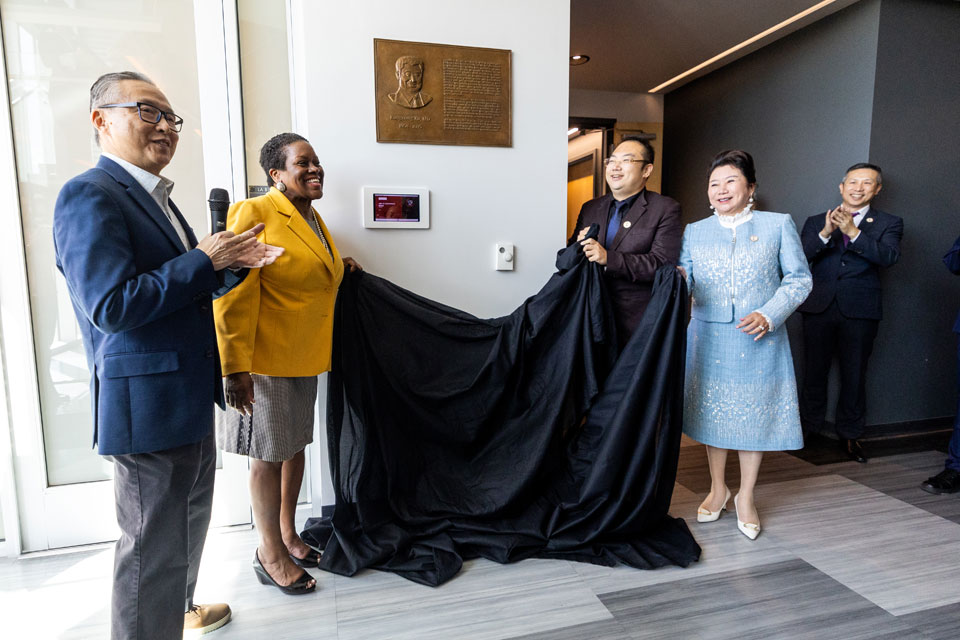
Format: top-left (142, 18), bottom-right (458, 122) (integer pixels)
top-left (623, 221), bottom-right (631, 229)
top-left (866, 217), bottom-right (873, 223)
top-left (750, 235), bottom-right (758, 242)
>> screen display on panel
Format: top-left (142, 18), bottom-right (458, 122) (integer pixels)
top-left (363, 187), bottom-right (430, 228)
top-left (374, 194), bottom-right (420, 222)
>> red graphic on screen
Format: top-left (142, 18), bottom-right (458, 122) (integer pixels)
top-left (374, 194), bottom-right (420, 221)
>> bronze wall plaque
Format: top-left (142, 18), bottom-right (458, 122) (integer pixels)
top-left (374, 38), bottom-right (512, 147)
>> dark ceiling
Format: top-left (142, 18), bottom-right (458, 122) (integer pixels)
top-left (570, 0), bottom-right (858, 93)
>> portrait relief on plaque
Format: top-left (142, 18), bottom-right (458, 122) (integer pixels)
top-left (388, 56), bottom-right (433, 109)
top-left (374, 38), bottom-right (512, 147)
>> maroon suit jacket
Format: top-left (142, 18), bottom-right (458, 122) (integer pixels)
top-left (567, 189), bottom-right (682, 344)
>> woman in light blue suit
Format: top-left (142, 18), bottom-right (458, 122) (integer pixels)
top-left (678, 150), bottom-right (811, 539)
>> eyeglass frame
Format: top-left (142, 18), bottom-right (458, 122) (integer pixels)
top-left (603, 157), bottom-right (650, 168)
top-left (97, 101), bottom-right (184, 132)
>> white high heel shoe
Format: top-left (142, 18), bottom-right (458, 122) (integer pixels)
top-left (733, 494), bottom-right (761, 540)
top-left (696, 487), bottom-right (732, 523)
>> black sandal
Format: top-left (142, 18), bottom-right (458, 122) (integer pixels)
top-left (253, 550), bottom-right (316, 595)
top-left (290, 547), bottom-right (321, 568)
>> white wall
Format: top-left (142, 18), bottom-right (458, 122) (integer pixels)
top-left (289, 0), bottom-right (570, 317)
top-left (570, 88), bottom-right (663, 123)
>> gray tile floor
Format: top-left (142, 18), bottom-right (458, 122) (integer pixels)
top-left (2, 435), bottom-right (958, 639)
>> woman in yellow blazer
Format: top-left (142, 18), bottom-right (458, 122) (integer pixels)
top-left (214, 133), bottom-right (361, 595)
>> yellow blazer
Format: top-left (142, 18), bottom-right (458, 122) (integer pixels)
top-left (214, 188), bottom-right (344, 377)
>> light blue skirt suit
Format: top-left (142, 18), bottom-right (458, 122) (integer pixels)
top-left (679, 210), bottom-right (812, 451)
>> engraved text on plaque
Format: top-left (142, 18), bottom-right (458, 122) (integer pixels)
top-left (375, 38), bottom-right (512, 147)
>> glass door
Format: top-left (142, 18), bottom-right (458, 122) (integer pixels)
top-left (0, 0), bottom-right (252, 552)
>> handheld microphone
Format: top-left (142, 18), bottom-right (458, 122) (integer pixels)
top-left (208, 188), bottom-right (230, 234)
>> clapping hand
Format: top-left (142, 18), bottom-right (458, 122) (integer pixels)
top-left (820, 205), bottom-right (841, 237)
top-left (197, 223), bottom-right (284, 270)
top-left (828, 206), bottom-right (859, 239)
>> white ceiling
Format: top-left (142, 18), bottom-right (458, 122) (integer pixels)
top-left (570, 0), bottom-right (859, 93)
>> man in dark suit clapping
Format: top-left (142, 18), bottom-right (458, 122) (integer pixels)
top-left (798, 163), bottom-right (903, 463)
top-left (54, 71), bottom-right (281, 639)
top-left (568, 136), bottom-right (682, 347)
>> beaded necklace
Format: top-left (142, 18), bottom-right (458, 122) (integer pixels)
top-left (309, 209), bottom-right (332, 256)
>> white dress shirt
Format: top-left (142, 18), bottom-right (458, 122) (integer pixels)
top-left (102, 152), bottom-right (191, 251)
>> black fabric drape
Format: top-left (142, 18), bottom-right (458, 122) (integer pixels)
top-left (303, 229), bottom-right (700, 586)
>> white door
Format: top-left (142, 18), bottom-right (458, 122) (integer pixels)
top-left (0, 0), bottom-right (253, 552)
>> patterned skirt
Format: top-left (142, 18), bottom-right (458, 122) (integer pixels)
top-left (215, 374), bottom-right (318, 461)
top-left (682, 317), bottom-right (803, 451)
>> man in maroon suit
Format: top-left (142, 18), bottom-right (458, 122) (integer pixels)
top-left (568, 136), bottom-right (682, 347)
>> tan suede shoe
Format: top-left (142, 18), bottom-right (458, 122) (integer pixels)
top-left (184, 603), bottom-right (232, 638)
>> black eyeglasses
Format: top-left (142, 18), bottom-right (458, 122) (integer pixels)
top-left (97, 102), bottom-right (184, 132)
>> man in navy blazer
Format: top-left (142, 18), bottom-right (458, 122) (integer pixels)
top-left (54, 71), bottom-right (281, 639)
top-left (568, 136), bottom-right (682, 347)
top-left (798, 163), bottom-right (903, 462)
top-left (921, 233), bottom-right (960, 494)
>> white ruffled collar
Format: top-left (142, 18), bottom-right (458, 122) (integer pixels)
top-left (714, 205), bottom-right (754, 229)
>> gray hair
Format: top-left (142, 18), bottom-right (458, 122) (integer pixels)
top-left (89, 71), bottom-right (154, 145)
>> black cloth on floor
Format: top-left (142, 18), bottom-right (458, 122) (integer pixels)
top-left (302, 228), bottom-right (701, 586)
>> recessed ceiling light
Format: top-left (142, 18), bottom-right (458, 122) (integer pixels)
top-left (570, 54), bottom-right (590, 66)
